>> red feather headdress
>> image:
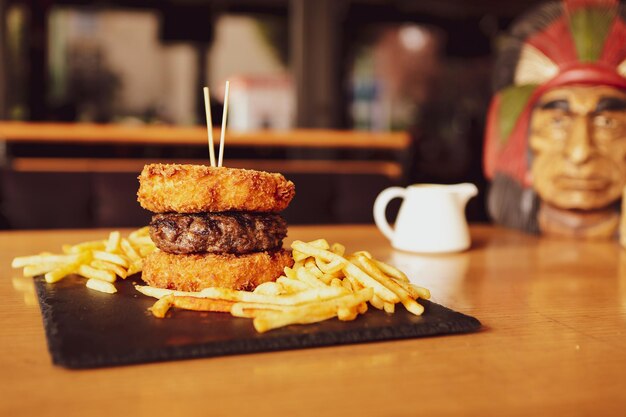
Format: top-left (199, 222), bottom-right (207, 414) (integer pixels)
top-left (484, 0), bottom-right (626, 186)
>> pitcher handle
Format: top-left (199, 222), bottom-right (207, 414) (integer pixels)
top-left (373, 187), bottom-right (406, 241)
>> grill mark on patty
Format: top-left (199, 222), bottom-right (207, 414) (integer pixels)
top-left (150, 212), bottom-right (288, 254)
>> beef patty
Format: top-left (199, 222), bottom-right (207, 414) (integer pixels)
top-left (150, 212), bottom-right (288, 254)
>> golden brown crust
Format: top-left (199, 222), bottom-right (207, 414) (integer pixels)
top-left (141, 249), bottom-right (294, 292)
top-left (137, 164), bottom-right (295, 213)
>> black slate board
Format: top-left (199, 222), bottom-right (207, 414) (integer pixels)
top-left (34, 275), bottom-right (481, 369)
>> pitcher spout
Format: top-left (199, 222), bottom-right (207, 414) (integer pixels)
top-left (451, 183), bottom-right (478, 207)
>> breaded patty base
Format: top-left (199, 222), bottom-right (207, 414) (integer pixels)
top-left (137, 164), bottom-right (295, 213)
top-left (141, 249), bottom-right (294, 292)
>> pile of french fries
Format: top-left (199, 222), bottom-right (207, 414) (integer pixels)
top-left (138, 239), bottom-right (430, 333)
top-left (11, 231), bottom-right (430, 333)
top-left (11, 227), bottom-right (156, 294)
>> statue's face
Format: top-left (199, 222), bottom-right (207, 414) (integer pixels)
top-left (529, 85), bottom-right (626, 209)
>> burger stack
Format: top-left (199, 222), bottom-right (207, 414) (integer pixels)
top-left (137, 163), bottom-right (295, 292)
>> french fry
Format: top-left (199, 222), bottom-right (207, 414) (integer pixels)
top-left (254, 310), bottom-right (337, 333)
top-left (171, 296), bottom-right (233, 313)
top-left (230, 302), bottom-right (295, 318)
top-left (283, 266), bottom-right (298, 280)
top-left (198, 286), bottom-right (347, 306)
top-left (91, 259), bottom-right (128, 279)
top-left (315, 257), bottom-right (345, 275)
top-left (120, 239), bottom-right (141, 263)
top-left (63, 240), bottom-right (106, 254)
top-left (78, 264), bottom-right (116, 283)
top-left (128, 226), bottom-right (150, 242)
top-left (330, 242), bottom-right (346, 256)
top-left (291, 240), bottom-right (336, 262)
top-left (391, 278), bottom-right (431, 300)
top-left (93, 251), bottom-right (129, 268)
top-left (292, 241), bottom-right (398, 303)
top-left (12, 276), bottom-right (35, 293)
top-left (412, 285), bottom-right (431, 300)
top-left (296, 267), bottom-right (327, 288)
top-left (372, 259), bottom-right (409, 282)
top-left (357, 302), bottom-right (368, 314)
top-left (292, 250), bottom-right (309, 262)
top-left (370, 294), bottom-right (384, 310)
top-left (351, 250), bottom-right (372, 259)
top-left (44, 266), bottom-right (74, 283)
top-left (131, 235), bottom-right (154, 247)
top-left (343, 262), bottom-right (399, 303)
top-left (383, 302), bottom-right (395, 313)
top-left (307, 239), bottom-right (330, 250)
top-left (252, 288), bottom-right (373, 333)
top-left (86, 278), bottom-right (117, 294)
top-left (276, 276), bottom-right (309, 293)
top-left (150, 295), bottom-right (174, 318)
top-left (141, 285), bottom-right (347, 305)
top-left (23, 263), bottom-right (62, 277)
top-left (330, 277), bottom-right (343, 288)
top-left (253, 281), bottom-right (284, 295)
top-left (401, 297), bottom-right (425, 316)
top-left (357, 256), bottom-right (424, 316)
top-left (345, 274), bottom-right (364, 291)
top-left (354, 255), bottom-right (424, 315)
top-left (105, 231), bottom-right (121, 252)
top-left (12, 254), bottom-right (80, 268)
top-left (337, 306), bottom-right (358, 321)
top-left (304, 259), bottom-right (325, 278)
top-left (135, 285), bottom-right (215, 299)
top-left (304, 261), bottom-right (336, 285)
top-left (44, 252), bottom-right (92, 283)
top-left (126, 261), bottom-right (143, 276)
top-left (138, 245), bottom-right (155, 257)
top-left (352, 255), bottom-right (393, 283)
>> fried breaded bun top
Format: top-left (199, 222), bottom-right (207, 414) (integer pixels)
top-left (137, 164), bottom-right (295, 213)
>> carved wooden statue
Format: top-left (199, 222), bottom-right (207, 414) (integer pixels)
top-left (485, 0), bottom-right (626, 238)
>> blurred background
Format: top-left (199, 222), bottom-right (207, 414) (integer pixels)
top-left (0, 0), bottom-right (544, 229)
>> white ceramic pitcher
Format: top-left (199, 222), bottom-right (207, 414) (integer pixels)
top-left (373, 183), bottom-right (478, 253)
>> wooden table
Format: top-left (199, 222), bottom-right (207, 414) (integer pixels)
top-left (1, 225), bottom-right (625, 416)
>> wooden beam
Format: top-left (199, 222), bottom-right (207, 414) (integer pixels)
top-left (0, 122), bottom-right (410, 149)
top-left (10, 157), bottom-right (403, 179)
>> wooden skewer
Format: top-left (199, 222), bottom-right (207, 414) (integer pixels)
top-left (203, 86), bottom-right (216, 167)
top-left (218, 80), bottom-right (230, 168)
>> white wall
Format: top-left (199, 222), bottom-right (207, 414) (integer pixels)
top-left (208, 16), bottom-right (286, 94)
top-left (52, 9), bottom-right (286, 124)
